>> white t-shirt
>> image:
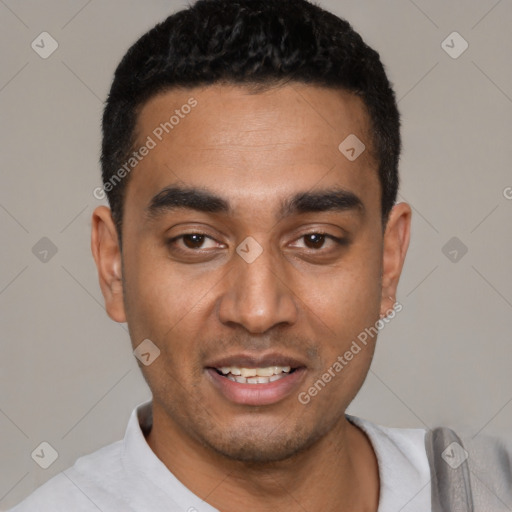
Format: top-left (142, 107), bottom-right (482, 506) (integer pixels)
top-left (9, 401), bottom-right (431, 512)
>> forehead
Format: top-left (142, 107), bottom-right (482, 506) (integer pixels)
top-left (125, 83), bottom-right (379, 219)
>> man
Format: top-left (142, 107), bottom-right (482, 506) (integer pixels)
top-left (9, 0), bottom-right (511, 511)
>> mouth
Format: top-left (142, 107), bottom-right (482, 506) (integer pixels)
top-left (213, 365), bottom-right (296, 384)
top-left (205, 354), bottom-right (307, 406)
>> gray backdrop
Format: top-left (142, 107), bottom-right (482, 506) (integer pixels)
top-left (1, 0), bottom-right (511, 508)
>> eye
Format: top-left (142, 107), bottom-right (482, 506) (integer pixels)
top-left (290, 232), bottom-right (347, 251)
top-left (167, 233), bottom-right (221, 251)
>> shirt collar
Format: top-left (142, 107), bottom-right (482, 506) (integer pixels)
top-left (122, 400), bottom-right (220, 511)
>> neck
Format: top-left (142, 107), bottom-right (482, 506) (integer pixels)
top-left (145, 404), bottom-right (380, 512)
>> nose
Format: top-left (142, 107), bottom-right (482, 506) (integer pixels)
top-left (217, 241), bottom-right (299, 334)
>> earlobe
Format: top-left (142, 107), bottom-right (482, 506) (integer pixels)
top-left (380, 202), bottom-right (412, 317)
top-left (91, 206), bottom-right (127, 323)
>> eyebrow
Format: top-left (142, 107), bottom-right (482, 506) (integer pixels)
top-left (145, 185), bottom-right (365, 221)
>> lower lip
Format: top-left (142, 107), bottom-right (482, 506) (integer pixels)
top-left (206, 368), bottom-right (306, 406)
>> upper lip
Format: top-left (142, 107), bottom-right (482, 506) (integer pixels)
top-left (205, 352), bottom-right (307, 369)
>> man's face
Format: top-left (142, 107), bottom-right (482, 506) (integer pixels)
top-left (94, 84), bottom-right (408, 462)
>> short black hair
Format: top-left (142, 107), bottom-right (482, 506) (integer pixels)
top-left (101, 0), bottom-right (400, 239)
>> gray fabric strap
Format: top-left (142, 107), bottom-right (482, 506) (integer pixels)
top-left (425, 427), bottom-right (474, 512)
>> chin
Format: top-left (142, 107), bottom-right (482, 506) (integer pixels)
top-left (200, 420), bottom-right (328, 464)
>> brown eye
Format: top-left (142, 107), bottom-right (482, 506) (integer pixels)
top-left (182, 234), bottom-right (206, 249)
top-left (303, 233), bottom-right (327, 249)
top-left (166, 232), bottom-right (222, 255)
top-left (288, 232), bottom-right (348, 253)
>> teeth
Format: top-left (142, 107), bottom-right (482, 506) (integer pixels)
top-left (218, 366), bottom-right (291, 376)
top-left (246, 375), bottom-right (282, 384)
top-left (215, 365), bottom-right (293, 384)
top-left (254, 367), bottom-right (275, 377)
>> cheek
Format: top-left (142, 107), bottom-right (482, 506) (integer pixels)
top-left (123, 246), bottom-right (216, 354)
top-left (123, 252), bottom-right (209, 391)
top-left (307, 243), bottom-right (382, 343)
top-left (298, 255), bottom-right (382, 409)
top-left (122, 244), bottom-right (179, 343)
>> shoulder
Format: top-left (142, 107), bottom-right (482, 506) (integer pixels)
top-left (8, 472), bottom-right (92, 512)
top-left (423, 425), bottom-right (512, 511)
top-left (8, 440), bottom-right (125, 511)
top-left (459, 431), bottom-right (512, 510)
top-left (346, 415), bottom-right (431, 511)
top-left (347, 414), bottom-right (428, 466)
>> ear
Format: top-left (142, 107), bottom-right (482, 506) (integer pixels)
top-left (380, 202), bottom-right (412, 318)
top-left (91, 206), bottom-right (126, 323)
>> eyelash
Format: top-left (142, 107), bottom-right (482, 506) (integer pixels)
top-left (166, 232), bottom-right (348, 253)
